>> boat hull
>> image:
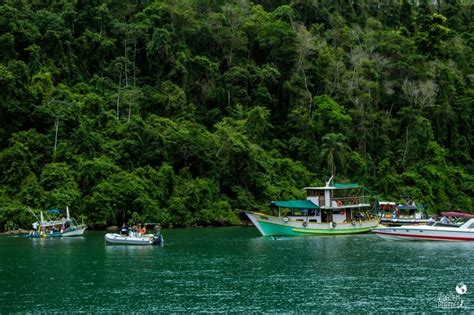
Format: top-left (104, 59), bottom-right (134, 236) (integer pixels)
top-left (24, 232), bottom-right (62, 238)
top-left (372, 227), bottom-right (474, 241)
top-left (104, 233), bottom-right (163, 245)
top-left (62, 225), bottom-right (87, 237)
top-left (379, 219), bottom-right (430, 227)
top-left (245, 211), bottom-right (379, 236)
top-left (24, 226), bottom-right (87, 238)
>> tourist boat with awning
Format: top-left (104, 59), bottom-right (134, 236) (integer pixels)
top-left (245, 176), bottom-right (379, 236)
top-left (26, 206), bottom-right (87, 238)
top-left (372, 212), bottom-right (474, 241)
top-left (378, 197), bottom-right (429, 226)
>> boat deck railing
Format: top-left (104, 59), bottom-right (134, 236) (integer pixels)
top-left (332, 196), bottom-right (370, 206)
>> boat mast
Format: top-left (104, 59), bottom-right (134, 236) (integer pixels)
top-left (326, 175), bottom-right (334, 187)
top-left (28, 207), bottom-right (40, 223)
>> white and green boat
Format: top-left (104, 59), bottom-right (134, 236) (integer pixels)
top-left (245, 177), bottom-right (379, 236)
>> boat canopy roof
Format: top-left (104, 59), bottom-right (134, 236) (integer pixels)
top-left (379, 201), bottom-right (396, 206)
top-left (304, 183), bottom-right (362, 190)
top-left (333, 183), bottom-right (361, 189)
top-left (35, 219), bottom-right (68, 227)
top-left (271, 200), bottom-right (320, 210)
top-left (441, 211), bottom-right (474, 218)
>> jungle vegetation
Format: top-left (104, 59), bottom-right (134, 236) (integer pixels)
top-left (0, 0), bottom-right (472, 230)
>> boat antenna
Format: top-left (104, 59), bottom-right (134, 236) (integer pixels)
top-left (325, 175), bottom-right (334, 187)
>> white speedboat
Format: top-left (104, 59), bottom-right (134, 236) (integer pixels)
top-left (372, 218), bottom-right (474, 241)
top-left (105, 232), bottom-right (163, 246)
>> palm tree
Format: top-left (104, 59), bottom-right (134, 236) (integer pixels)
top-left (320, 133), bottom-right (350, 176)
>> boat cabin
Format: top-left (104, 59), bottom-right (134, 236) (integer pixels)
top-left (379, 198), bottom-right (428, 221)
top-left (271, 179), bottom-right (372, 224)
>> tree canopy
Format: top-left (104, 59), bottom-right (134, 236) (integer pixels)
top-left (0, 0), bottom-right (472, 230)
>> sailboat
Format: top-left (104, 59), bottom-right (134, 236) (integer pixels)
top-left (27, 206), bottom-right (87, 238)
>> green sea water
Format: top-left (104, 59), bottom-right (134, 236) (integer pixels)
top-left (0, 227), bottom-right (473, 313)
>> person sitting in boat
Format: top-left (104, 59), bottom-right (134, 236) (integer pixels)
top-left (428, 216), bottom-right (436, 225)
top-left (120, 223), bottom-right (129, 236)
top-left (440, 216), bottom-right (450, 225)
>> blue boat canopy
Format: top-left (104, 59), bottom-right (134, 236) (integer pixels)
top-left (271, 200), bottom-right (319, 209)
top-left (48, 209), bottom-right (61, 214)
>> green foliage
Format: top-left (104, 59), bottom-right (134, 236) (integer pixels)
top-left (0, 0), bottom-right (472, 231)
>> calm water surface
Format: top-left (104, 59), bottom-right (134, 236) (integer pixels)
top-left (0, 227), bottom-right (473, 313)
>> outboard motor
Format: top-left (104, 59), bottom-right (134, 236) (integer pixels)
top-left (152, 235), bottom-right (162, 246)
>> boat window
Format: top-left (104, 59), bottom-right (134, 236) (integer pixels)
top-left (468, 223), bottom-right (474, 229)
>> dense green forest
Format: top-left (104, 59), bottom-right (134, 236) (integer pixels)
top-left (0, 0), bottom-right (472, 231)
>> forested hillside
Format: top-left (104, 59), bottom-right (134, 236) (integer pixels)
top-left (0, 0), bottom-right (472, 231)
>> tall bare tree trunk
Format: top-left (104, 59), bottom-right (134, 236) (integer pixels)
top-left (116, 75), bottom-right (122, 119)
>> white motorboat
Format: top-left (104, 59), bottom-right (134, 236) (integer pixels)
top-left (105, 232), bottom-right (163, 246)
top-left (372, 218), bottom-right (474, 241)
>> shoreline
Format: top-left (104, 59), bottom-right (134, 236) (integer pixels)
top-left (0, 221), bottom-right (254, 235)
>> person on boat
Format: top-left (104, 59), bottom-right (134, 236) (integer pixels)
top-left (440, 216), bottom-right (450, 224)
top-left (120, 223), bottom-right (129, 236)
top-left (154, 224), bottom-right (162, 236)
top-left (428, 216), bottom-right (435, 225)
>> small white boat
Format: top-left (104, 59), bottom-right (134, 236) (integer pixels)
top-left (27, 206), bottom-right (87, 238)
top-left (105, 232), bottom-right (163, 246)
top-left (377, 197), bottom-right (430, 226)
top-left (372, 218), bottom-right (474, 241)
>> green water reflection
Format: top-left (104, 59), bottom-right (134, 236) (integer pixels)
top-left (0, 227), bottom-right (472, 313)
